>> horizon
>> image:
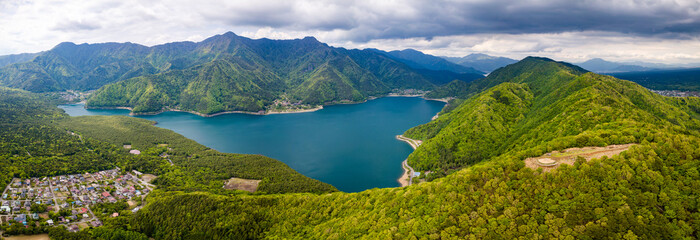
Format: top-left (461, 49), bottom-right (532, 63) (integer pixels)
top-left (2, 0), bottom-right (700, 64)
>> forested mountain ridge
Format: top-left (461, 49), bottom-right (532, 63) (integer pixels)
top-left (2, 56), bottom-right (700, 239)
top-left (86, 33), bottom-right (474, 114)
top-left (0, 32), bottom-right (478, 115)
top-left (404, 57), bottom-right (700, 174)
top-left (0, 52), bottom-right (40, 68)
top-left (124, 58), bottom-right (700, 239)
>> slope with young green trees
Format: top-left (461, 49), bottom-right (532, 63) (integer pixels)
top-left (405, 57), bottom-right (700, 174)
top-left (3, 56), bottom-right (700, 239)
top-left (119, 57), bottom-right (700, 239)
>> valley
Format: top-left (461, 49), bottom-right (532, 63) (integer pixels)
top-left (0, 32), bottom-right (699, 239)
top-left (60, 97), bottom-right (444, 192)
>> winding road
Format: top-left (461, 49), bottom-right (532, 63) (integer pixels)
top-left (396, 135), bottom-right (422, 186)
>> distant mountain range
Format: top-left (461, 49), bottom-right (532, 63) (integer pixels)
top-left (575, 58), bottom-right (655, 73)
top-left (0, 52), bottom-right (40, 68)
top-left (610, 67), bottom-right (700, 91)
top-left (0, 32), bottom-right (485, 115)
top-left (442, 53), bottom-right (519, 73)
top-left (371, 49), bottom-right (484, 74)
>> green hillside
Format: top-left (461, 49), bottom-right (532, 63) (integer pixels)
top-left (123, 58), bottom-right (700, 239)
top-left (3, 57), bottom-right (700, 239)
top-left (0, 32), bottom-right (479, 115)
top-left (405, 57), bottom-right (700, 174)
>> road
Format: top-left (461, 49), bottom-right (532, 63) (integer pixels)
top-left (48, 179), bottom-right (61, 212)
top-left (396, 135), bottom-right (422, 186)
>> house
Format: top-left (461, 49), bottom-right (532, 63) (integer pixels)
top-left (129, 149), bottom-right (141, 155)
top-left (111, 212), bottom-right (119, 217)
top-left (91, 220), bottom-right (102, 227)
top-left (47, 219), bottom-right (54, 226)
top-left (79, 208), bottom-right (88, 214)
top-left (83, 213), bottom-right (89, 218)
top-left (0, 206), bottom-right (9, 213)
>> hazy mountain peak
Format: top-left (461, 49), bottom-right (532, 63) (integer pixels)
top-left (375, 48), bottom-right (483, 74)
top-left (443, 53), bottom-right (518, 73)
top-left (222, 31), bottom-right (238, 37)
top-left (52, 42), bottom-right (77, 50)
top-left (464, 53), bottom-right (494, 60)
top-left (577, 57), bottom-right (653, 73)
top-left (301, 36), bottom-right (319, 42)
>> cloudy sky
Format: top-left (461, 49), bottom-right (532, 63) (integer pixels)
top-left (2, 0), bottom-right (700, 64)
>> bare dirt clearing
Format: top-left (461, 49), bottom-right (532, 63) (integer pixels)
top-left (223, 177), bottom-right (261, 193)
top-left (141, 174), bottom-right (157, 183)
top-left (5, 234), bottom-right (50, 240)
top-left (525, 144), bottom-right (636, 172)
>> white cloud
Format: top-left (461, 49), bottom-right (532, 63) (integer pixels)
top-left (1, 0), bottom-right (699, 64)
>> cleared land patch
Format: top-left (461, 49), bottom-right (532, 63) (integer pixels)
top-left (525, 144), bottom-right (636, 171)
top-left (5, 234), bottom-right (50, 240)
top-left (141, 174), bottom-right (157, 183)
top-left (223, 177), bottom-right (262, 193)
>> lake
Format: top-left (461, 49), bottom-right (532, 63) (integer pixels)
top-left (59, 97), bottom-right (444, 192)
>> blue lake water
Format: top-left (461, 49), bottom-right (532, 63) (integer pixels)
top-left (59, 97), bottom-right (444, 192)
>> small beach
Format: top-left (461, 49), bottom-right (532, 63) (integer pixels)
top-left (396, 135), bottom-right (422, 187)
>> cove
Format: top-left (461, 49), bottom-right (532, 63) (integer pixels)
top-left (59, 97), bottom-right (445, 192)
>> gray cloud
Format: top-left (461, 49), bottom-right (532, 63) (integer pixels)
top-left (198, 0), bottom-right (700, 41)
top-left (52, 20), bottom-right (101, 32)
top-left (2, 0), bottom-right (700, 64)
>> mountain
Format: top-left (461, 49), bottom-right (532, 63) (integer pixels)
top-left (443, 53), bottom-right (518, 73)
top-left (610, 67), bottom-right (700, 91)
top-left (0, 52), bottom-right (40, 68)
top-left (404, 57), bottom-right (700, 173)
top-left (576, 58), bottom-right (654, 73)
top-left (0, 32), bottom-right (476, 115)
top-left (372, 49), bottom-right (484, 74)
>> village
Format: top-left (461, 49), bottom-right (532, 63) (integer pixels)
top-left (0, 168), bottom-right (154, 233)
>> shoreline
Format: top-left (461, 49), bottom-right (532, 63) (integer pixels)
top-left (396, 135), bottom-right (422, 187)
top-left (84, 105), bottom-right (324, 117)
top-left (423, 97), bottom-right (453, 103)
top-left (82, 94), bottom-right (446, 118)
